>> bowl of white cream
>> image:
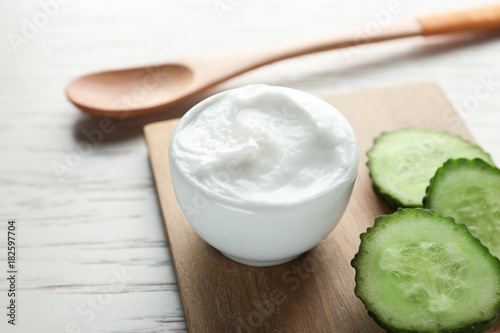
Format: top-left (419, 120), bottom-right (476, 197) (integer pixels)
top-left (169, 84), bottom-right (359, 266)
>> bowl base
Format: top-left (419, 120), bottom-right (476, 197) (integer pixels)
top-left (221, 252), bottom-right (302, 267)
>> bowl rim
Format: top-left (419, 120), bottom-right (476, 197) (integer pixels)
top-left (169, 84), bottom-right (360, 209)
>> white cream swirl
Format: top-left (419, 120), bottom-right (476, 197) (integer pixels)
top-left (171, 84), bottom-right (358, 204)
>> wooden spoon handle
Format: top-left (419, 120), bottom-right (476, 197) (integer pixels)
top-left (417, 4), bottom-right (500, 36)
top-left (214, 4), bottom-right (500, 77)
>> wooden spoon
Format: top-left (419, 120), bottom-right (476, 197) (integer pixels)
top-left (66, 4), bottom-right (500, 118)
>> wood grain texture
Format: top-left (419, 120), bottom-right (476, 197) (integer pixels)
top-left (145, 81), bottom-right (500, 333)
top-left (2, 1), bottom-right (500, 332)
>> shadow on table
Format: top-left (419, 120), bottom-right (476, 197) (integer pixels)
top-left (71, 31), bottom-right (499, 145)
top-left (70, 88), bottom-right (216, 145)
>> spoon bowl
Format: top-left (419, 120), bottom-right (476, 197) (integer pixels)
top-left (66, 64), bottom-right (194, 118)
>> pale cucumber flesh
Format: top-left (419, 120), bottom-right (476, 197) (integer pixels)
top-left (425, 158), bottom-right (500, 259)
top-left (352, 208), bottom-right (500, 333)
top-left (367, 128), bottom-right (493, 209)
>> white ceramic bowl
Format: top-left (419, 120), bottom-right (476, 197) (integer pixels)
top-left (169, 86), bottom-right (359, 266)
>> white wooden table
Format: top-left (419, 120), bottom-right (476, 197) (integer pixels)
top-left (1, 1), bottom-right (499, 332)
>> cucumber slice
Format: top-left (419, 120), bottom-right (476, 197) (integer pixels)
top-left (352, 208), bottom-right (500, 333)
top-left (367, 128), bottom-right (493, 209)
top-left (425, 158), bottom-right (500, 260)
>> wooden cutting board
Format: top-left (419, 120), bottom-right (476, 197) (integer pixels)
top-left (144, 82), bottom-right (500, 333)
